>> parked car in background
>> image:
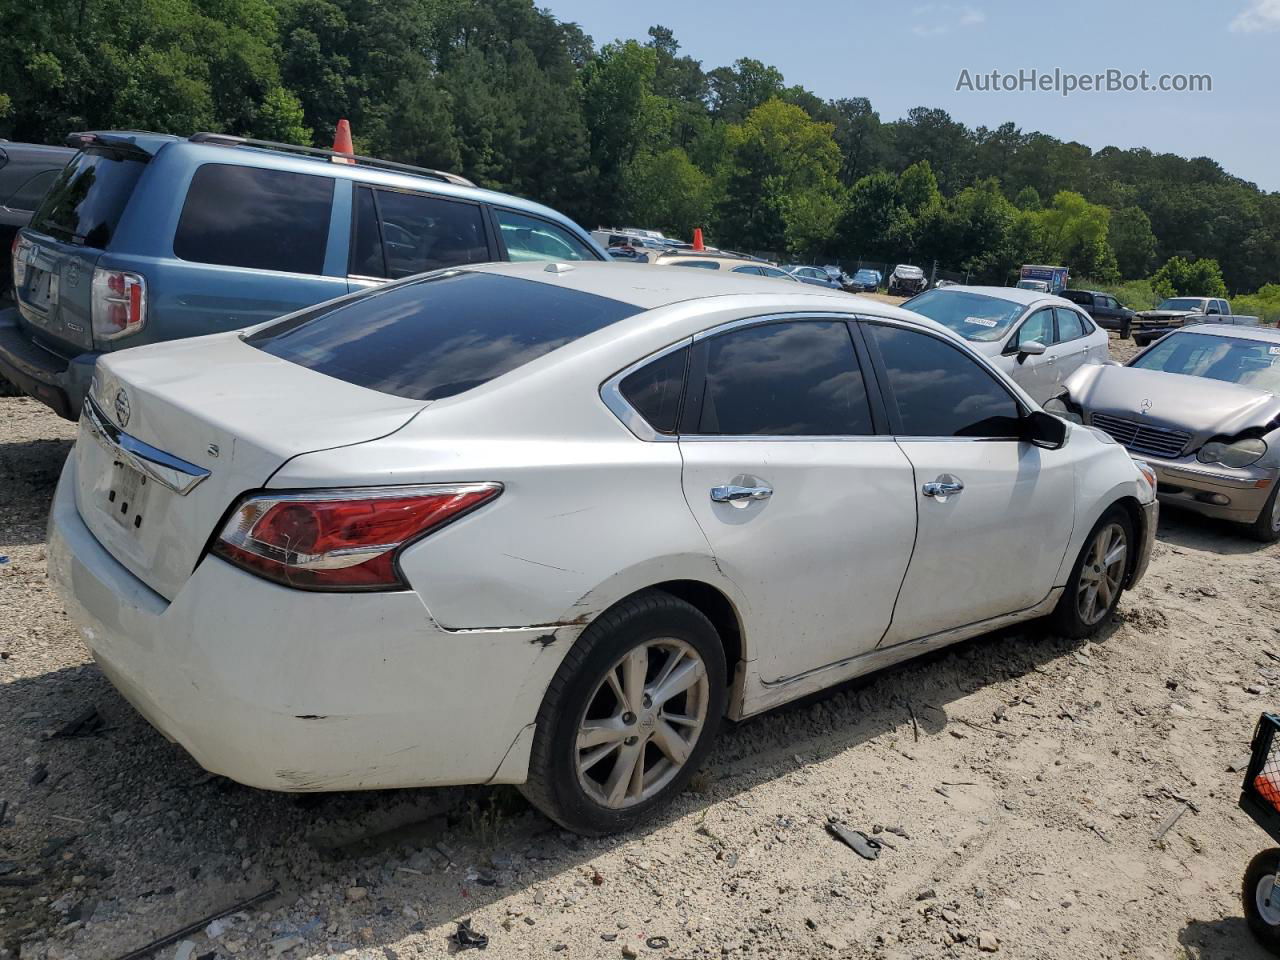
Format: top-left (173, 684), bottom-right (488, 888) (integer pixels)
top-left (784, 264), bottom-right (844, 289)
top-left (0, 141), bottom-right (76, 298)
top-left (1, 131), bottom-right (605, 420)
top-left (1062, 289), bottom-right (1137, 339)
top-left (1131, 297), bottom-right (1259, 347)
top-left (47, 260), bottom-right (1156, 835)
top-left (847, 268), bottom-right (883, 292)
top-left (1054, 324), bottom-right (1280, 541)
top-left (1016, 279), bottom-right (1050, 293)
top-left (901, 285), bottom-right (1109, 403)
top-left (887, 264), bottom-right (927, 297)
top-left (649, 251), bottom-right (797, 280)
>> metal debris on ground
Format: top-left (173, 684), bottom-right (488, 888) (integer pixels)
top-left (110, 884), bottom-right (278, 960)
top-left (826, 821), bottom-right (882, 860)
top-left (645, 935), bottom-right (669, 949)
top-left (449, 918), bottom-right (489, 951)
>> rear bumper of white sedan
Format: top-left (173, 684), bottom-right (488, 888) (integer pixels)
top-left (46, 457), bottom-right (570, 792)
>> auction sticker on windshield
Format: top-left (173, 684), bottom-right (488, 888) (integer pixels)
top-left (964, 316), bottom-right (999, 328)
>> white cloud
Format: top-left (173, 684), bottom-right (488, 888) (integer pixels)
top-left (911, 4), bottom-right (987, 36)
top-left (1231, 0), bottom-right (1280, 32)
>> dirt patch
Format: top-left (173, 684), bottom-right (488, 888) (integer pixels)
top-left (2, 350), bottom-right (1277, 959)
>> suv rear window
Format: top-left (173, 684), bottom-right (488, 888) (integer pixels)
top-left (30, 149), bottom-right (146, 248)
top-left (247, 271), bottom-right (643, 401)
top-left (174, 164), bottom-right (334, 275)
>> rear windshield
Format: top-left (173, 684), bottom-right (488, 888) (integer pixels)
top-left (30, 149), bottom-right (146, 248)
top-left (901, 289), bottom-right (1026, 342)
top-left (247, 271), bottom-right (643, 401)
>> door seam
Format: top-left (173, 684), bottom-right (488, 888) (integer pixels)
top-left (876, 438), bottom-right (920, 649)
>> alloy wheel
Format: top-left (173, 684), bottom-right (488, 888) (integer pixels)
top-left (1076, 522), bottom-right (1127, 626)
top-left (575, 638), bottom-right (710, 809)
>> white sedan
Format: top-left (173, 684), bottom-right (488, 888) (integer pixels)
top-left (48, 262), bottom-right (1156, 835)
top-left (901, 286), bottom-right (1111, 403)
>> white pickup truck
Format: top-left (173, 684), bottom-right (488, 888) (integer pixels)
top-left (1131, 297), bottom-right (1262, 347)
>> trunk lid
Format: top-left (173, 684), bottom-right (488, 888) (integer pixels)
top-left (15, 142), bottom-right (150, 354)
top-left (74, 333), bottom-right (428, 600)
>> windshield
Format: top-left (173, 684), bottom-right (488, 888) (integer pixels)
top-left (895, 266), bottom-right (923, 277)
top-left (854, 270), bottom-right (878, 280)
top-left (901, 289), bottom-right (1026, 342)
top-left (30, 149), bottom-right (146, 248)
top-left (1155, 298), bottom-right (1205, 311)
top-left (1131, 331), bottom-right (1280, 392)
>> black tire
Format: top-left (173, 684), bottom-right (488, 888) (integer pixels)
top-left (0, 372), bottom-right (22, 398)
top-left (1118, 318), bottom-right (1132, 340)
top-left (1244, 848), bottom-right (1280, 954)
top-left (519, 590), bottom-right (727, 835)
top-left (1050, 505), bottom-right (1135, 639)
top-left (1247, 482), bottom-right (1280, 544)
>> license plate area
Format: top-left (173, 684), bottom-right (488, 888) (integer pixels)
top-left (106, 460), bottom-right (150, 531)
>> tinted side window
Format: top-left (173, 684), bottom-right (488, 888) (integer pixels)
top-left (174, 164), bottom-right (333, 274)
top-left (1055, 307), bottom-right (1086, 342)
top-left (867, 324), bottom-right (1021, 439)
top-left (693, 321), bottom-right (873, 436)
top-left (495, 209), bottom-right (594, 263)
top-left (620, 347), bottom-right (688, 435)
top-left (248, 272), bottom-right (642, 401)
top-left (671, 260), bottom-right (719, 270)
top-left (1013, 309), bottom-right (1053, 348)
top-left (376, 190), bottom-right (488, 279)
top-left (731, 265), bottom-right (763, 275)
top-left (349, 186), bottom-right (385, 277)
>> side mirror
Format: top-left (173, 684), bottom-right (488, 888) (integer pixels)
top-left (1022, 409), bottom-right (1068, 449)
top-left (1015, 340), bottom-right (1047, 363)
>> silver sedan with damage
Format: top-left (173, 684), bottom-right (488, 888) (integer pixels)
top-left (1054, 323), bottom-right (1280, 541)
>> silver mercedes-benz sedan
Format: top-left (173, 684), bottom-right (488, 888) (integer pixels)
top-left (1056, 322), bottom-right (1280, 541)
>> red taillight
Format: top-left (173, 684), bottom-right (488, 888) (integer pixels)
top-left (211, 484), bottom-right (502, 591)
top-left (91, 267), bottom-right (147, 340)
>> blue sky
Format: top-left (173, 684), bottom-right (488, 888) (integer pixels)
top-left (542, 0), bottom-right (1280, 192)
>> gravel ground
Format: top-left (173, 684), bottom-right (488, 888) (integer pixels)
top-left (3, 334), bottom-right (1280, 960)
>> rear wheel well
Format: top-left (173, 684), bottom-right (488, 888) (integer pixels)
top-left (647, 580), bottom-right (744, 680)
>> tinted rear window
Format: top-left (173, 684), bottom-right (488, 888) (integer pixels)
top-left (247, 271), bottom-right (643, 401)
top-left (174, 164), bottom-right (334, 275)
top-left (620, 347), bottom-right (688, 434)
top-left (30, 149), bottom-right (146, 248)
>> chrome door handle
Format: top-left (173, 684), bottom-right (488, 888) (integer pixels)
top-left (922, 477), bottom-right (964, 498)
top-left (1046, 355), bottom-right (1057, 364)
top-left (711, 484), bottom-right (773, 503)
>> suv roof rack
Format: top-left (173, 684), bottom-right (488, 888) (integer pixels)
top-left (187, 132), bottom-right (476, 188)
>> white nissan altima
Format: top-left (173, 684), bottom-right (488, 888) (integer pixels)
top-left (48, 261), bottom-right (1156, 834)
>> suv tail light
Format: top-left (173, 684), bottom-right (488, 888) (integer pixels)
top-left (91, 268), bottom-right (147, 340)
top-left (211, 484), bottom-right (502, 591)
top-left (12, 235), bottom-right (30, 288)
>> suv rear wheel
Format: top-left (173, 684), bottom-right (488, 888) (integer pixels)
top-left (520, 590), bottom-right (727, 835)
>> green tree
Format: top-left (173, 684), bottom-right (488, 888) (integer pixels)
top-left (716, 98), bottom-right (842, 256)
top-left (1151, 256), bottom-right (1228, 298)
top-left (1108, 206), bottom-right (1158, 280)
top-left (1037, 191), bottom-right (1117, 281)
top-left (623, 147), bottom-right (712, 239)
top-left (580, 40), bottom-right (670, 225)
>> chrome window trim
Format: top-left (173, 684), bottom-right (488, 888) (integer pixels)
top-left (83, 395), bottom-right (211, 496)
top-left (599, 338), bottom-right (692, 442)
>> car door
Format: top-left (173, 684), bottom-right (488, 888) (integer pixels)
top-left (677, 317), bottom-right (918, 683)
top-left (1000, 307), bottom-right (1058, 402)
top-left (1053, 306), bottom-right (1101, 375)
top-left (862, 321), bottom-right (1076, 644)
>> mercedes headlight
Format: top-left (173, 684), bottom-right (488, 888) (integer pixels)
top-left (1197, 437), bottom-right (1267, 468)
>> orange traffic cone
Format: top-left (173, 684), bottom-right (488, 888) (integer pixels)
top-left (692, 228), bottom-right (704, 251)
top-left (332, 119), bottom-right (355, 164)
